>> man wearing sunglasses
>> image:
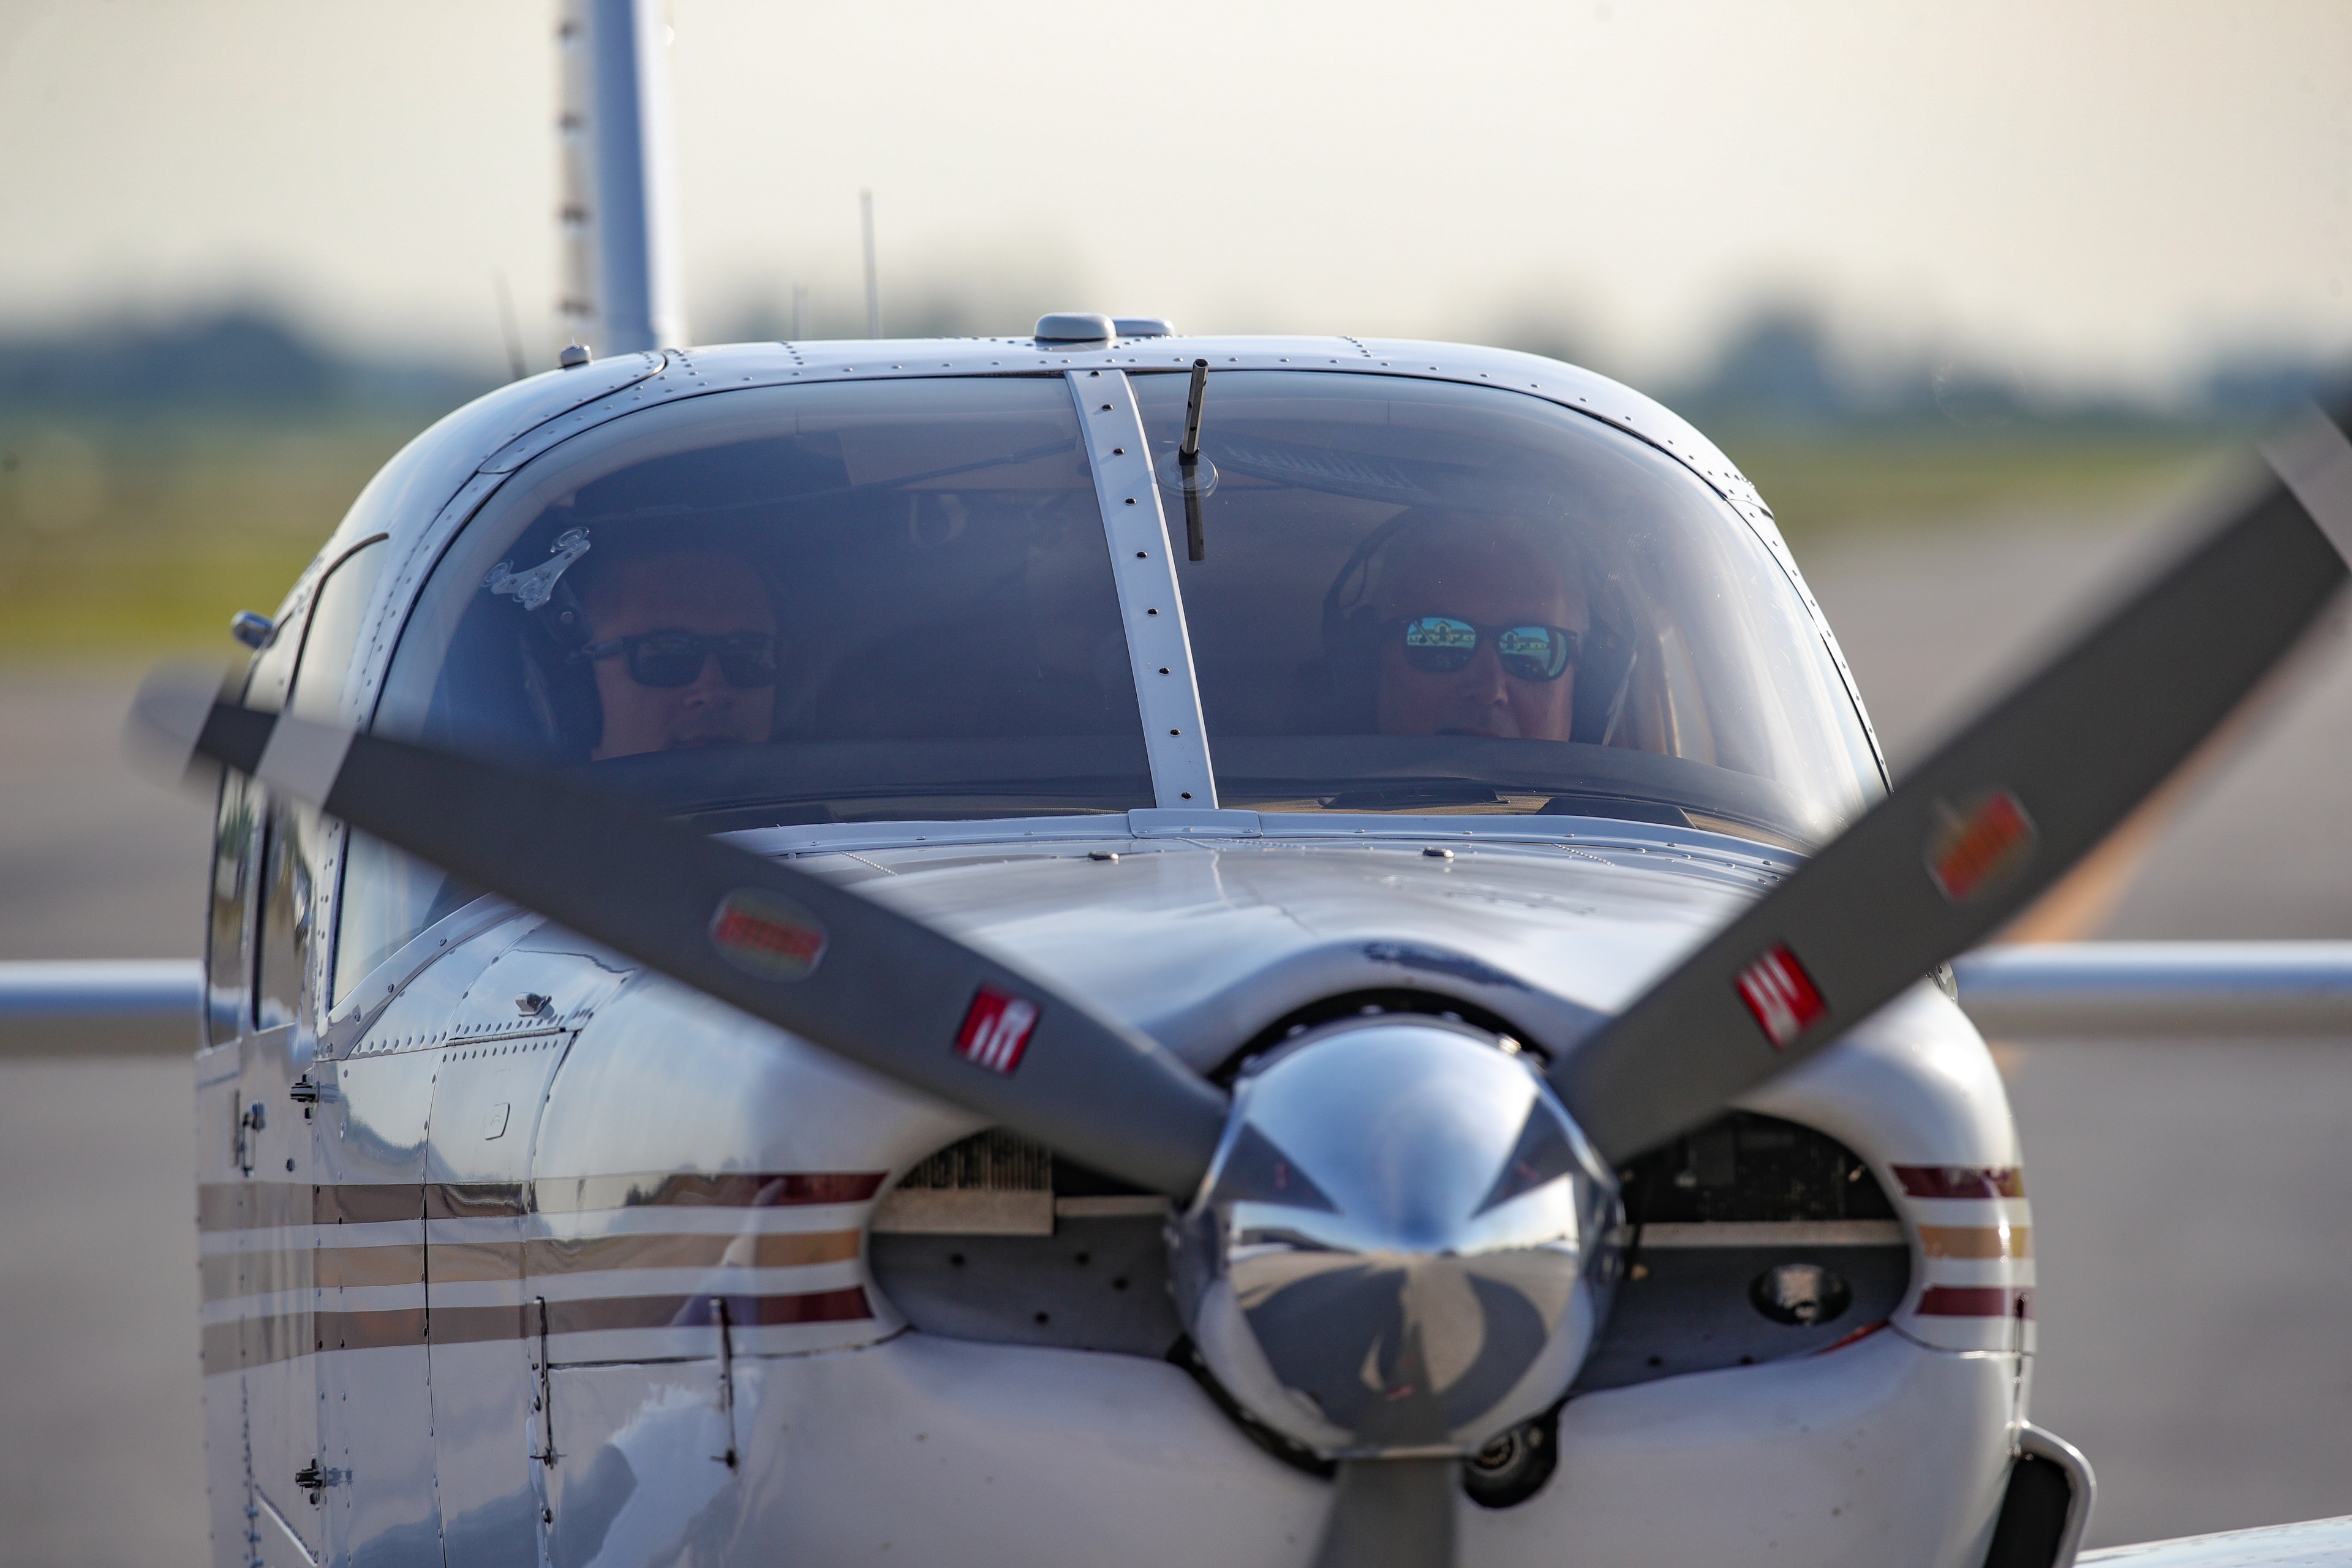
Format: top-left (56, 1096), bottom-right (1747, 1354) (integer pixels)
top-left (1371, 512), bottom-right (1589, 743)
top-left (571, 548), bottom-right (782, 760)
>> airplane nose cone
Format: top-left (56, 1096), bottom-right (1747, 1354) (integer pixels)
top-left (1170, 1018), bottom-right (1621, 1458)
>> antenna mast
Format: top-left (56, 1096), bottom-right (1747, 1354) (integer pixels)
top-left (558, 0), bottom-right (687, 357)
top-left (861, 189), bottom-right (881, 338)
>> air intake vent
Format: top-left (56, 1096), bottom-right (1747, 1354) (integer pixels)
top-left (873, 1129), bottom-right (1054, 1235)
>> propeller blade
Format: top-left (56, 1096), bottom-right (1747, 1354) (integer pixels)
top-left (1552, 409), bottom-right (2352, 1166)
top-left (127, 684), bottom-right (1228, 1197)
top-left (1311, 1459), bottom-right (1458, 1568)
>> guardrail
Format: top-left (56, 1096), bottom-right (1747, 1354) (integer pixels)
top-left (1952, 943), bottom-right (2352, 1038)
top-left (0, 960), bottom-right (203, 1055)
top-left (7, 943), bottom-right (2352, 1057)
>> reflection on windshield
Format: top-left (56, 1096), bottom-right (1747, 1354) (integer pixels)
top-left (1131, 371), bottom-right (1882, 846)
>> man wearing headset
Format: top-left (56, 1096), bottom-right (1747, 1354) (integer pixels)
top-left (1363, 510), bottom-right (1591, 743)
top-left (570, 546), bottom-right (781, 760)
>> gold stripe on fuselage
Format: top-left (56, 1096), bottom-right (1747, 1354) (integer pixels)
top-left (195, 1170), bottom-right (886, 1370)
top-left (1916, 1224), bottom-right (2033, 1259)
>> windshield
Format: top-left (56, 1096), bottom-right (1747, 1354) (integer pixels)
top-left (1131, 370), bottom-right (1882, 846)
top-left (342, 364), bottom-right (1882, 1000)
top-left (346, 375), bottom-right (1148, 999)
top-left (379, 375), bottom-right (1148, 819)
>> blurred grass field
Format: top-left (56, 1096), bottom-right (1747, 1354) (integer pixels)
top-left (0, 409), bottom-right (2237, 662)
top-left (1720, 425), bottom-right (2231, 536)
top-left (0, 416), bottom-right (427, 658)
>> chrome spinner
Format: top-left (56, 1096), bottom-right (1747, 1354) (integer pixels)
top-left (1171, 1018), bottom-right (1621, 1458)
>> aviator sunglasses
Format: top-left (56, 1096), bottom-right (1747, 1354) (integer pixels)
top-left (573, 628), bottom-right (780, 688)
top-left (1398, 615), bottom-right (1580, 682)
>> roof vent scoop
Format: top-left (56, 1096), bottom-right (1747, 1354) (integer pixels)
top-left (1034, 312), bottom-right (1116, 345)
top-left (1113, 317), bottom-right (1174, 338)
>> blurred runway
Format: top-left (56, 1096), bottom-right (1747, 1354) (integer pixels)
top-left (1806, 508), bottom-right (2352, 1547)
top-left (4, 498), bottom-right (2352, 1564)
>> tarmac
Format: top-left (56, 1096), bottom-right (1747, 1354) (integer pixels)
top-left (4, 496), bottom-right (2350, 1564)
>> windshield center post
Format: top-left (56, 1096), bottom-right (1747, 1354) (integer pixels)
top-left (1067, 367), bottom-right (1219, 809)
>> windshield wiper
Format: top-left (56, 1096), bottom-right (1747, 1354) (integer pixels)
top-left (1178, 358), bottom-right (1210, 560)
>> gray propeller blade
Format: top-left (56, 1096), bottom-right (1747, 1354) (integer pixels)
top-left (127, 688), bottom-right (1227, 1197)
top-left (1312, 1460), bottom-right (1458, 1568)
top-left (1553, 409), bottom-right (2352, 1166)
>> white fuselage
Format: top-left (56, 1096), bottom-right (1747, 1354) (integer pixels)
top-left (193, 336), bottom-right (2032, 1568)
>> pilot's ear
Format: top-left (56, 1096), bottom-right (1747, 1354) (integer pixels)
top-left (541, 578), bottom-right (595, 652)
top-left (513, 624), bottom-right (602, 763)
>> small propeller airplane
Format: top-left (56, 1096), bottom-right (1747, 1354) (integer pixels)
top-left (12, 6), bottom-right (2352, 1567)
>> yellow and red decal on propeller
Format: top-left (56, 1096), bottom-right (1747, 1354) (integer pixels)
top-left (1926, 789), bottom-right (2037, 904)
top-left (709, 888), bottom-right (829, 982)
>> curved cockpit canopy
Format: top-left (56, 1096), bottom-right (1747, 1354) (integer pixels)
top-left (336, 360), bottom-right (1883, 998)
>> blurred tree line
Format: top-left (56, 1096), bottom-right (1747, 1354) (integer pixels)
top-left (0, 302), bottom-right (2337, 657)
top-left (0, 314), bottom-right (492, 657)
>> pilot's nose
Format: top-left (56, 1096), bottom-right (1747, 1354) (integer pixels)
top-left (1462, 641), bottom-right (1512, 705)
top-left (680, 649), bottom-right (729, 704)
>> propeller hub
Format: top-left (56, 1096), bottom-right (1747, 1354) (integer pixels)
top-left (1171, 1017), bottom-right (1621, 1458)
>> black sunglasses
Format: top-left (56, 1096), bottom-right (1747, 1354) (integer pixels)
top-left (573, 629), bottom-right (780, 689)
top-left (1398, 615), bottom-right (1579, 682)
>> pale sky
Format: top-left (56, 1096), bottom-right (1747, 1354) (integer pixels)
top-left (1, 0), bottom-right (2347, 391)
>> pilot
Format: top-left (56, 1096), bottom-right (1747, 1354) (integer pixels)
top-left (569, 547), bottom-right (781, 760)
top-left (1366, 510), bottom-right (1589, 742)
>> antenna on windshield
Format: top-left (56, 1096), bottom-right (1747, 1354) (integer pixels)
top-left (860, 189), bottom-right (881, 338)
top-left (1178, 358), bottom-right (1210, 560)
top-left (493, 271), bottom-right (527, 382)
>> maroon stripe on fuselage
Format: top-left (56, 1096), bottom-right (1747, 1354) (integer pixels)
top-left (198, 1309), bottom-right (322, 1373)
top-left (1913, 1285), bottom-right (2033, 1319)
top-left (424, 1304), bottom-right (527, 1346)
top-left (1890, 1166), bottom-right (2026, 1200)
top-left (529, 1170), bottom-right (888, 1213)
top-left (318, 1306), bottom-right (431, 1351)
top-left (541, 1287), bottom-right (873, 1335)
top-left (204, 1286), bottom-right (876, 1372)
top-left (321, 1183), bottom-right (429, 1225)
top-left (426, 1182), bottom-right (529, 1221)
top-left (197, 1172), bottom-right (886, 1232)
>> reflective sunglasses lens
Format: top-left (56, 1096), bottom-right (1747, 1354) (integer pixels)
top-left (715, 635), bottom-right (778, 688)
top-left (627, 633), bottom-right (709, 688)
top-left (1401, 616), bottom-right (1477, 673)
top-left (1496, 625), bottom-right (1573, 682)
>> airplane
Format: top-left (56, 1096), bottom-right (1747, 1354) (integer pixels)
top-left (13, 5), bottom-right (2352, 1567)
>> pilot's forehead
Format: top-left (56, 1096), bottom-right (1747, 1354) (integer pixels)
top-left (1377, 529), bottom-right (1581, 603)
top-left (582, 551), bottom-right (775, 615)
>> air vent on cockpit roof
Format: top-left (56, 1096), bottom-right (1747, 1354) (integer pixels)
top-left (1034, 312), bottom-right (1116, 344)
top-left (1034, 313), bottom-right (1174, 343)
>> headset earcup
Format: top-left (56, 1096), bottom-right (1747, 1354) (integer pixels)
top-left (1570, 622), bottom-right (1634, 745)
top-left (1322, 606), bottom-right (1385, 732)
top-left (513, 622), bottom-right (603, 762)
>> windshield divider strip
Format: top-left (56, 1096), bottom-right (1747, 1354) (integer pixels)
top-left (1066, 368), bottom-right (1218, 808)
